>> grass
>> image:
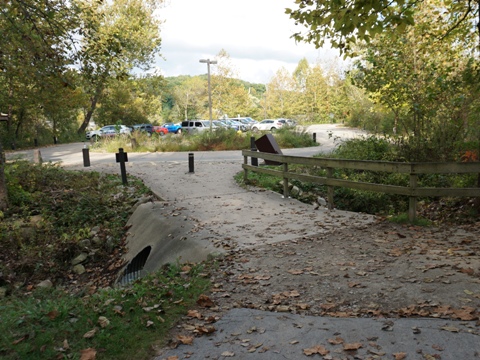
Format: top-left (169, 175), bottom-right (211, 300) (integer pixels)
top-left (0, 161), bottom-right (213, 359)
top-left (0, 263), bottom-right (210, 360)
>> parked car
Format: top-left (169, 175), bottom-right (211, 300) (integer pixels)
top-left (162, 123), bottom-right (182, 134)
top-left (277, 118), bottom-right (297, 127)
top-left (152, 125), bottom-right (168, 136)
top-left (230, 117), bottom-right (258, 129)
top-left (86, 125), bottom-right (131, 140)
top-left (218, 119), bottom-right (247, 132)
top-left (181, 120), bottom-right (218, 133)
top-left (132, 124), bottom-right (154, 136)
top-left (251, 119), bottom-right (285, 132)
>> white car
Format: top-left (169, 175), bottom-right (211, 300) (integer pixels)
top-left (251, 119), bottom-right (285, 132)
top-left (86, 125), bottom-right (132, 140)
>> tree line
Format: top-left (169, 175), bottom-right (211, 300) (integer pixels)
top-left (1, 0), bottom-right (479, 211)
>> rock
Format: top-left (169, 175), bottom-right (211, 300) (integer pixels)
top-left (313, 202), bottom-right (320, 210)
top-left (90, 226), bottom-right (101, 236)
top-left (317, 197), bottom-right (327, 207)
top-left (92, 236), bottom-right (102, 246)
top-left (290, 186), bottom-right (302, 196)
top-left (37, 279), bottom-right (53, 288)
top-left (73, 264), bottom-right (86, 275)
top-left (71, 253), bottom-right (88, 266)
top-left (132, 196), bottom-right (152, 212)
top-left (78, 239), bottom-right (92, 249)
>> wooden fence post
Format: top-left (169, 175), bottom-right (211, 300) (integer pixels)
top-left (283, 163), bottom-right (289, 198)
top-left (409, 164), bottom-right (418, 223)
top-left (327, 167), bottom-right (334, 210)
top-left (243, 155), bottom-right (248, 183)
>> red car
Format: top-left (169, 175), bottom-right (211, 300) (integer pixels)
top-left (153, 126), bottom-right (168, 136)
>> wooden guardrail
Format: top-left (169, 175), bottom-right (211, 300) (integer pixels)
top-left (242, 150), bottom-right (480, 222)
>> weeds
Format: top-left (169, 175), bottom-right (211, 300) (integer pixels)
top-left (0, 263), bottom-right (211, 360)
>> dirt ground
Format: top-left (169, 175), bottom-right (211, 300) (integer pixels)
top-left (169, 219), bottom-right (480, 342)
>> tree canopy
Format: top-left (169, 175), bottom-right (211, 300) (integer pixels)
top-left (286, 0), bottom-right (480, 55)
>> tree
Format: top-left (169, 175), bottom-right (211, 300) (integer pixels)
top-left (352, 0), bottom-right (480, 161)
top-left (286, 0), bottom-right (479, 55)
top-left (173, 76), bottom-right (205, 120)
top-left (75, 0), bottom-right (163, 134)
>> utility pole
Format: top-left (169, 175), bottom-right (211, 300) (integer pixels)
top-left (199, 59), bottom-right (217, 131)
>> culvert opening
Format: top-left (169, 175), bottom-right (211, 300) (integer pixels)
top-left (117, 246), bottom-right (151, 285)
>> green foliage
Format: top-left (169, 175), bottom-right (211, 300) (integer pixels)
top-left (1, 161), bottom-right (154, 285)
top-left (286, 0), bottom-right (478, 56)
top-left (241, 136), bottom-right (479, 222)
top-left (0, 263), bottom-right (210, 360)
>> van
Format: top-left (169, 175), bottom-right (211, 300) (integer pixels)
top-left (180, 120), bottom-right (217, 133)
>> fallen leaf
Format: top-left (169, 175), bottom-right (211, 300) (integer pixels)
top-left (287, 269), bottom-right (304, 275)
top-left (47, 310), bottom-right (60, 320)
top-left (146, 320), bottom-right (154, 327)
top-left (187, 309), bottom-right (203, 319)
top-left (12, 335), bottom-right (28, 345)
top-left (80, 348), bottom-right (97, 360)
top-left (83, 328), bottom-right (98, 339)
top-left (393, 352), bottom-right (406, 360)
top-left (97, 316), bottom-right (110, 328)
top-left (221, 351), bottom-right (235, 357)
top-left (328, 337), bottom-right (344, 345)
top-left (176, 335), bottom-right (194, 345)
top-left (343, 342), bottom-right (363, 351)
top-left (167, 356), bottom-right (179, 360)
top-left (196, 294), bottom-right (214, 308)
top-left (432, 344), bottom-right (444, 351)
top-left (441, 325), bottom-right (459, 332)
top-left (303, 345), bottom-right (329, 356)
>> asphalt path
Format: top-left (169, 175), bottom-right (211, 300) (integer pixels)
top-left (5, 124), bottom-right (366, 165)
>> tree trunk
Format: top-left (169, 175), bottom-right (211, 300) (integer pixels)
top-left (77, 84), bottom-right (104, 135)
top-left (0, 141), bottom-right (8, 211)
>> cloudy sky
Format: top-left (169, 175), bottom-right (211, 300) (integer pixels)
top-left (154, 0), bottom-right (341, 84)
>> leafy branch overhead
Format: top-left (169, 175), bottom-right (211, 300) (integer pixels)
top-left (286, 0), bottom-right (480, 55)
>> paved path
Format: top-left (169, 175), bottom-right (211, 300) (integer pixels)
top-left (6, 125), bottom-right (479, 359)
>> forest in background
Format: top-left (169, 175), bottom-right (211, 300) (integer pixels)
top-left (0, 0), bottom-right (478, 162)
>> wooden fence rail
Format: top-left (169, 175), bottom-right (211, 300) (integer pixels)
top-left (242, 150), bottom-right (480, 222)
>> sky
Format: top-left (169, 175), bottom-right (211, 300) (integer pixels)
top-left (153, 0), bottom-right (342, 84)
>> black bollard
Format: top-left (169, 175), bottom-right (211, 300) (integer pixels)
top-left (188, 153), bottom-right (194, 173)
top-left (82, 144), bottom-right (90, 167)
top-left (53, 136), bottom-right (58, 144)
top-left (34, 138), bottom-right (38, 147)
top-left (116, 148), bottom-right (128, 185)
top-left (250, 136), bottom-right (258, 166)
top-left (11, 143), bottom-right (15, 150)
top-left (313, 133), bottom-right (316, 143)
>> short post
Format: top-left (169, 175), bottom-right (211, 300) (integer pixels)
top-left (11, 143), bottom-right (15, 150)
top-left (33, 149), bottom-right (42, 164)
top-left (82, 144), bottom-right (90, 167)
top-left (34, 138), bottom-right (38, 147)
top-left (326, 167), bottom-right (334, 210)
top-left (250, 136), bottom-right (258, 166)
top-left (53, 136), bottom-right (58, 144)
top-left (243, 154), bottom-right (248, 183)
top-left (313, 133), bottom-right (317, 143)
top-left (188, 153), bottom-right (194, 173)
top-left (283, 163), bottom-right (289, 198)
top-left (116, 148), bottom-right (128, 185)
top-left (408, 166), bottom-right (418, 223)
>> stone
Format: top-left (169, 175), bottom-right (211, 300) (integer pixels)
top-left (92, 236), bottom-right (102, 246)
top-left (78, 239), bottom-right (92, 249)
top-left (71, 253), bottom-right (88, 265)
top-left (90, 226), bottom-right (101, 236)
top-left (73, 264), bottom-right (86, 275)
top-left (37, 279), bottom-right (53, 288)
top-left (317, 197), bottom-right (327, 207)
